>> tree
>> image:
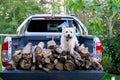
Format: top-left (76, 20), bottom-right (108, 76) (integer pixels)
top-left (0, 0), bottom-right (41, 33)
top-left (65, 0), bottom-right (120, 38)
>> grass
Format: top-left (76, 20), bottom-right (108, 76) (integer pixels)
top-left (101, 73), bottom-right (120, 80)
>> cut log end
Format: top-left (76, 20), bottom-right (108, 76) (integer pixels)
top-left (55, 62), bottom-right (64, 71)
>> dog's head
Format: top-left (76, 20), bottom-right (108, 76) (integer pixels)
top-left (62, 27), bottom-right (76, 39)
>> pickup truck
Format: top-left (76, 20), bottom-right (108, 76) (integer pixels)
top-left (0, 14), bottom-right (104, 80)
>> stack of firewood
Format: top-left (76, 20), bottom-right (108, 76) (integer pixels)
top-left (6, 40), bottom-right (102, 72)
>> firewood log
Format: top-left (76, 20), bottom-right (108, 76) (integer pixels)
top-left (35, 42), bottom-right (44, 56)
top-left (81, 53), bottom-right (92, 61)
top-left (32, 46), bottom-right (36, 63)
top-left (6, 64), bottom-right (12, 70)
top-left (42, 49), bottom-right (52, 58)
top-left (39, 58), bottom-right (46, 65)
top-left (53, 54), bottom-right (59, 59)
top-left (91, 57), bottom-right (103, 70)
top-left (74, 59), bottom-right (83, 68)
top-left (44, 57), bottom-right (50, 63)
top-left (55, 46), bottom-right (63, 54)
top-left (13, 50), bottom-right (22, 63)
top-left (22, 42), bottom-right (32, 54)
top-left (47, 40), bottom-right (56, 49)
top-left (13, 50), bottom-right (22, 56)
top-left (46, 63), bottom-right (54, 70)
top-left (54, 59), bottom-right (58, 65)
top-left (36, 55), bottom-right (43, 65)
top-left (58, 56), bottom-right (66, 63)
top-left (71, 51), bottom-right (81, 60)
top-left (38, 64), bottom-right (50, 72)
top-left (49, 55), bottom-right (55, 63)
top-left (6, 60), bottom-right (15, 70)
top-left (19, 58), bottom-right (32, 70)
top-left (77, 44), bottom-right (85, 50)
top-left (81, 59), bottom-right (86, 67)
top-left (64, 60), bottom-right (75, 71)
top-left (13, 55), bottom-right (21, 63)
top-left (55, 62), bottom-right (64, 71)
top-left (30, 65), bottom-right (36, 71)
top-left (85, 60), bottom-right (92, 69)
top-left (78, 44), bottom-right (89, 55)
top-left (67, 55), bottom-right (73, 60)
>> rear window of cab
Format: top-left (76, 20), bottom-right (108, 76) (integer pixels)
top-left (27, 19), bottom-right (78, 32)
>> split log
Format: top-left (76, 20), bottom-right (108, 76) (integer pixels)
top-left (74, 59), bottom-right (83, 68)
top-left (42, 49), bottom-right (52, 58)
top-left (13, 50), bottom-right (22, 56)
top-left (22, 42), bottom-right (32, 54)
top-left (44, 57), bottom-right (51, 63)
top-left (77, 44), bottom-right (85, 51)
top-left (67, 55), bottom-right (73, 60)
top-left (13, 55), bottom-right (21, 63)
top-left (71, 51), bottom-right (81, 60)
top-left (55, 62), bottom-right (64, 71)
top-left (54, 59), bottom-right (58, 65)
top-left (22, 54), bottom-right (31, 59)
top-left (79, 47), bottom-right (89, 55)
top-left (64, 60), bottom-right (75, 71)
top-left (85, 60), bottom-right (92, 69)
top-left (35, 42), bottom-right (44, 56)
top-left (32, 46), bottom-right (36, 63)
top-left (47, 40), bottom-right (56, 49)
top-left (19, 58), bottom-right (32, 70)
top-left (55, 46), bottom-right (63, 54)
top-left (78, 44), bottom-right (89, 55)
top-left (13, 50), bottom-right (22, 63)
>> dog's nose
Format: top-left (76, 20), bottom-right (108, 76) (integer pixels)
top-left (68, 34), bottom-right (70, 37)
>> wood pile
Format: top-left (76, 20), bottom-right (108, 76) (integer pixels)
top-left (6, 40), bottom-right (103, 72)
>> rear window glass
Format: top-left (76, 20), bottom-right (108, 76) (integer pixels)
top-left (27, 19), bottom-right (78, 32)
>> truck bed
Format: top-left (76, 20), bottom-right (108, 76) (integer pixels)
top-left (0, 70), bottom-right (105, 80)
top-left (0, 35), bottom-right (104, 80)
top-left (12, 35), bottom-right (95, 53)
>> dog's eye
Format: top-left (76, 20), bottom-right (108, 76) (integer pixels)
top-left (66, 31), bottom-right (68, 33)
top-left (71, 31), bottom-right (72, 33)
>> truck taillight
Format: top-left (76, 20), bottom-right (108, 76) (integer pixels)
top-left (96, 42), bottom-right (103, 65)
top-left (2, 42), bottom-right (8, 67)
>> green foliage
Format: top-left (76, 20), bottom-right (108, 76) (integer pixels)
top-left (0, 21), bottom-right (17, 34)
top-left (102, 30), bottom-right (120, 74)
top-left (102, 54), bottom-right (112, 72)
top-left (101, 73), bottom-right (120, 80)
top-left (66, 0), bottom-right (120, 74)
top-left (0, 0), bottom-right (41, 34)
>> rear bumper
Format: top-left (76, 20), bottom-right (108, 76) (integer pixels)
top-left (0, 70), bottom-right (105, 80)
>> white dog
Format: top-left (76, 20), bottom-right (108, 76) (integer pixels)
top-left (61, 27), bottom-right (79, 54)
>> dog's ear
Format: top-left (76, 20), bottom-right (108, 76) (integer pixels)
top-left (62, 26), bottom-right (66, 32)
top-left (74, 27), bottom-right (76, 33)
